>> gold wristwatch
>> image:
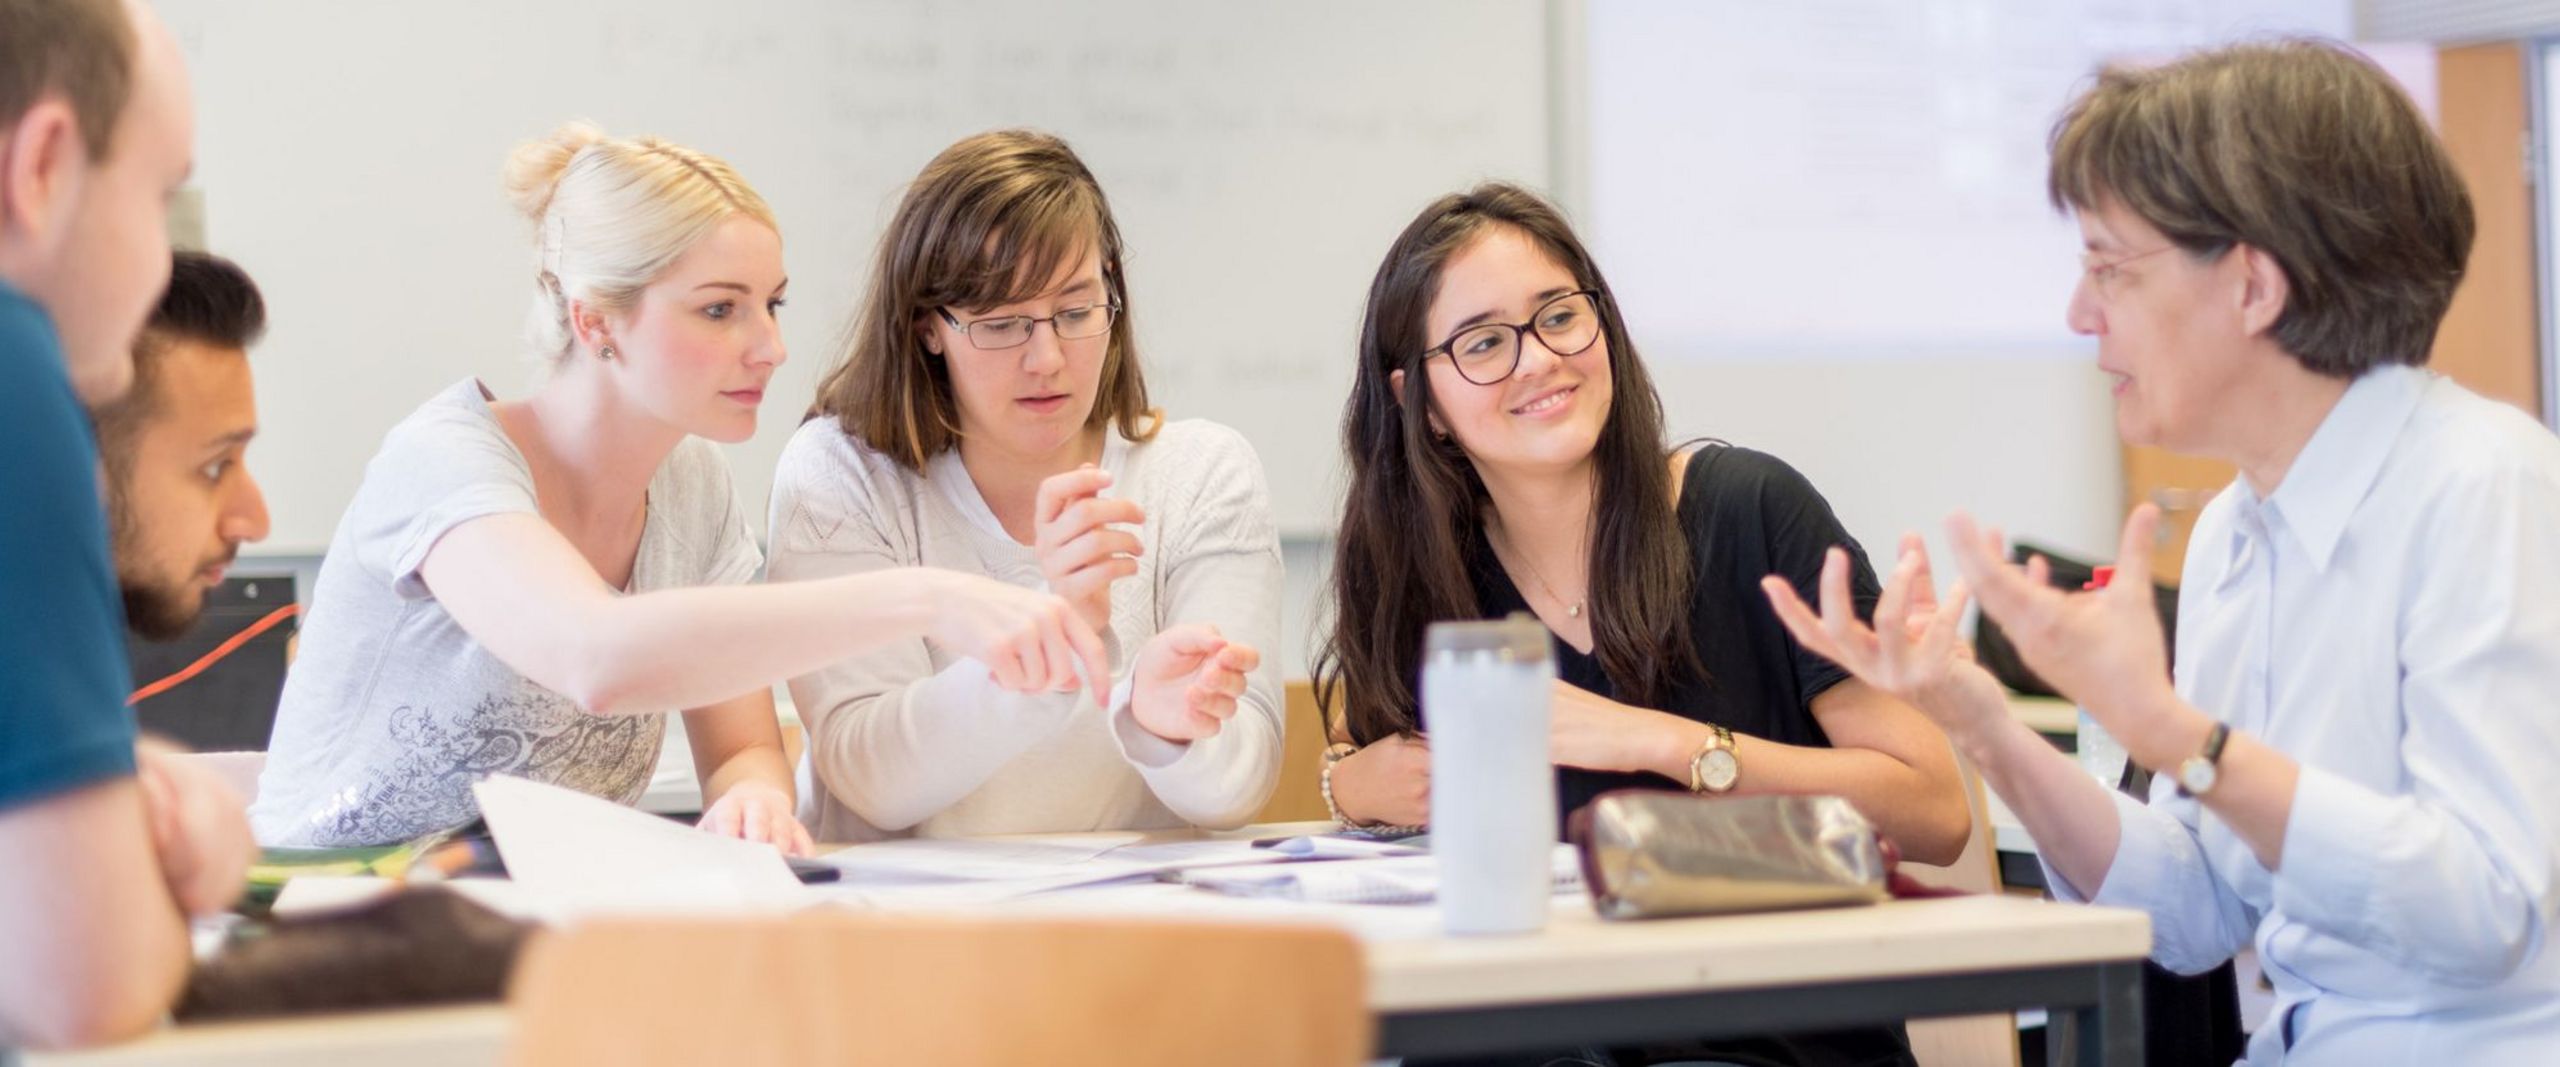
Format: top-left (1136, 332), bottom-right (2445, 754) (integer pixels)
top-left (1688, 725), bottom-right (1740, 793)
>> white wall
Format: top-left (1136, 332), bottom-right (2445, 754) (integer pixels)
top-left (2359, 0), bottom-right (2560, 41)
top-left (1271, 354), bottom-right (2124, 680)
top-left (163, 0), bottom-right (1550, 549)
top-left (201, 2), bottom-right (2173, 679)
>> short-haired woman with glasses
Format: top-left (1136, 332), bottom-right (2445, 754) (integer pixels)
top-left (1771, 43), bottom-right (2560, 1060)
top-left (772, 130), bottom-right (1283, 841)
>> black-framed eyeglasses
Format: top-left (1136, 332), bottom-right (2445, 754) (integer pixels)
top-left (1418, 289), bottom-right (1604, 386)
top-left (936, 302), bottom-right (1120, 351)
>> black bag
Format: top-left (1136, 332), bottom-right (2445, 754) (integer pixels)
top-left (1971, 541), bottom-right (2178, 698)
top-left (177, 887), bottom-right (529, 1021)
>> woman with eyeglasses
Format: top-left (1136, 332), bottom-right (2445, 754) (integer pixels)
top-left (1771, 43), bottom-right (2560, 1061)
top-left (771, 130), bottom-right (1282, 841)
top-left (1319, 185), bottom-right (1961, 1063)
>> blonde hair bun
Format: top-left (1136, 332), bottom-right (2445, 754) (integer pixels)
top-left (503, 120), bottom-right (609, 223)
top-left (502, 120), bottom-right (777, 363)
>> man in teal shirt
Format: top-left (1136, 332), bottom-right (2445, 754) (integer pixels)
top-left (0, 0), bottom-right (251, 1051)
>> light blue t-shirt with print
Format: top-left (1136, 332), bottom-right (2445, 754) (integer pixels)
top-left (249, 379), bottom-right (762, 847)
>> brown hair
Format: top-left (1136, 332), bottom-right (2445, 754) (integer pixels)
top-left (2048, 39), bottom-right (2474, 377)
top-left (0, 0), bottom-right (135, 162)
top-left (1315, 183), bottom-right (1698, 745)
top-left (809, 129), bottom-right (1157, 467)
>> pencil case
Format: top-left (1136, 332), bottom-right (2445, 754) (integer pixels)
top-left (1567, 791), bottom-right (1888, 920)
top-left (176, 886), bottom-right (531, 1020)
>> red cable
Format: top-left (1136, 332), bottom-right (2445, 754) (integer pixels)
top-left (128, 602), bottom-right (301, 706)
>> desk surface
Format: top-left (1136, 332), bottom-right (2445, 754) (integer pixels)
top-left (26, 1005), bottom-right (510, 1067)
top-left (31, 894), bottom-right (2141, 1067)
top-left (30, 827), bottom-right (2146, 1066)
top-left (1360, 892), bottom-right (2141, 1011)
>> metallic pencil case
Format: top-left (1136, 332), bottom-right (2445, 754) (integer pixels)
top-left (1569, 791), bottom-right (1889, 920)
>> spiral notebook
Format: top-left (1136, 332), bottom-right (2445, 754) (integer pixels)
top-left (1171, 844), bottom-right (1582, 905)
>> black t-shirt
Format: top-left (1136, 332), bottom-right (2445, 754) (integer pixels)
top-left (1468, 444), bottom-right (1884, 823)
top-left (1445, 444), bottom-right (1910, 1067)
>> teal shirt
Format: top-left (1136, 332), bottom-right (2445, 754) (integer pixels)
top-left (0, 281), bottom-right (136, 810)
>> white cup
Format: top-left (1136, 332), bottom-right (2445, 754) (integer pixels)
top-left (1424, 614), bottom-right (1557, 936)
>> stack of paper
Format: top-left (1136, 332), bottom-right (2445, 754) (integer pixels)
top-left (1173, 844), bottom-right (1583, 905)
top-left (264, 780), bottom-right (1552, 926)
top-left (810, 836), bottom-right (1296, 905)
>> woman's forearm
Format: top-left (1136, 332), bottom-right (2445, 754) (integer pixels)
top-left (562, 569), bottom-right (934, 716)
top-left (694, 731), bottom-right (797, 808)
top-left (1632, 717), bottom-right (1970, 862)
top-left (424, 514), bottom-right (946, 717)
top-left (1959, 713), bottom-right (2125, 897)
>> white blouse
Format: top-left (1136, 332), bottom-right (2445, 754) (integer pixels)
top-left (2049, 366), bottom-right (2560, 1063)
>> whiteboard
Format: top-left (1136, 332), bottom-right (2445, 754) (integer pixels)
top-left (158, 0), bottom-right (1552, 548)
top-left (1585, 0), bottom-right (2351, 361)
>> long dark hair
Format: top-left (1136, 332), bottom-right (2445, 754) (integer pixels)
top-left (809, 129), bottom-right (1159, 467)
top-left (1315, 183), bottom-right (1697, 745)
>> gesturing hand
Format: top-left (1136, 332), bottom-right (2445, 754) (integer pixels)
top-left (1127, 623), bottom-right (1258, 743)
top-left (923, 570), bottom-right (1111, 702)
top-left (1941, 505), bottom-right (2177, 750)
top-left (1762, 533), bottom-right (2008, 743)
top-left (1034, 465), bottom-right (1144, 636)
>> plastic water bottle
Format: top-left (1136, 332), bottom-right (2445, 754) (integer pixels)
top-left (2076, 566), bottom-right (2130, 790)
top-left (1423, 614), bottom-right (1557, 936)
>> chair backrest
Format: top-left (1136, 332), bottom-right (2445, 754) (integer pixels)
top-left (1899, 746), bottom-right (2000, 896)
top-left (507, 913), bottom-right (1369, 1067)
top-left (1898, 747), bottom-right (2019, 1067)
top-left (1254, 679), bottom-right (1335, 824)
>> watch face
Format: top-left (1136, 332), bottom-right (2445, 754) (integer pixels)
top-left (2179, 757), bottom-right (2218, 796)
top-left (1701, 749), bottom-right (1739, 792)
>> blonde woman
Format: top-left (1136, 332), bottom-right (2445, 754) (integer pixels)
top-left (770, 130), bottom-right (1282, 841)
top-left (251, 124), bottom-right (1108, 853)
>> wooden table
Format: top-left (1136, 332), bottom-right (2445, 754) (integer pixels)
top-left (32, 828), bottom-right (2151, 1065)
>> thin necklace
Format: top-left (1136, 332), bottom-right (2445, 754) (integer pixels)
top-left (1492, 524), bottom-right (1587, 619)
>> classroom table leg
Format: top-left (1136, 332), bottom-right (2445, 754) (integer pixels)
top-left (2047, 960), bottom-right (2145, 1067)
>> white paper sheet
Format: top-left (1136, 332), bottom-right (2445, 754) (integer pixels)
top-left (471, 774), bottom-right (803, 920)
top-left (807, 835), bottom-right (1354, 907)
top-left (816, 835), bottom-right (1142, 882)
top-left (1174, 844), bottom-right (1582, 905)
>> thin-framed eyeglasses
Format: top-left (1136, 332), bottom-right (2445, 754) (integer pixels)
top-left (936, 301), bottom-right (1120, 351)
top-left (1418, 288), bottom-right (1605, 386)
top-left (2079, 246), bottom-right (2177, 296)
